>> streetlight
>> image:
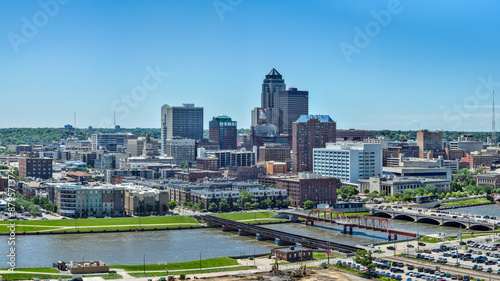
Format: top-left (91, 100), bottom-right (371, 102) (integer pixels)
top-left (253, 248), bottom-right (256, 268)
top-left (200, 251), bottom-right (202, 273)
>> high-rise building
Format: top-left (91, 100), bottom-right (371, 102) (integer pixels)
top-left (262, 68), bottom-right (286, 110)
top-left (279, 88), bottom-right (308, 135)
top-left (209, 115), bottom-right (237, 150)
top-left (292, 115), bottom-right (336, 173)
top-left (164, 138), bottom-right (196, 163)
top-left (251, 69), bottom-right (287, 132)
top-left (416, 130), bottom-right (443, 158)
top-left (313, 142), bottom-right (382, 184)
top-left (161, 103), bottom-right (203, 154)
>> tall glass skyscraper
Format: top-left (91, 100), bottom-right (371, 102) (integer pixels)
top-left (160, 103), bottom-right (203, 154)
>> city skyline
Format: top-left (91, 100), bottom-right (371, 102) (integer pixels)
top-left (2, 1), bottom-right (500, 131)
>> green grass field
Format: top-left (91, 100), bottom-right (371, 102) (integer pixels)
top-left (214, 211), bottom-right (285, 223)
top-left (0, 268), bottom-right (59, 273)
top-left (0, 216), bottom-right (200, 233)
top-left (0, 273), bottom-right (72, 280)
top-left (128, 266), bottom-right (254, 277)
top-left (441, 198), bottom-right (491, 207)
top-left (111, 257), bottom-right (238, 272)
top-left (419, 236), bottom-right (441, 243)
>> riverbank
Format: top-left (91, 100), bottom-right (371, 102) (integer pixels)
top-left (437, 198), bottom-right (493, 210)
top-left (0, 212), bottom-right (290, 235)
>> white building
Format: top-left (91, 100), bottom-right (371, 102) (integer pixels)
top-left (313, 142), bottom-right (382, 184)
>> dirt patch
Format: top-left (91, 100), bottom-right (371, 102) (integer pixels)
top-left (194, 268), bottom-right (366, 281)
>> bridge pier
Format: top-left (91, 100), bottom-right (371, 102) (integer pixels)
top-left (343, 225), bottom-right (353, 235)
top-left (387, 234), bottom-right (397, 241)
top-left (305, 220), bottom-right (315, 226)
top-left (222, 225), bottom-right (234, 232)
top-left (276, 238), bottom-right (295, 246)
top-left (256, 234), bottom-right (273, 241)
top-left (238, 229), bottom-right (252, 236)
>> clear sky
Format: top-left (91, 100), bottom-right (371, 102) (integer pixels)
top-left (1, 0), bottom-right (500, 131)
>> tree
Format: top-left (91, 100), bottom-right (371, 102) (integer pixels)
top-left (251, 202), bottom-right (260, 209)
top-left (239, 189), bottom-right (254, 207)
top-left (283, 197), bottom-right (292, 208)
top-left (363, 189), bottom-right (370, 194)
top-left (208, 202), bottom-right (218, 212)
top-left (424, 184), bottom-right (437, 195)
top-left (196, 201), bottom-right (205, 211)
top-left (232, 202), bottom-right (239, 210)
top-left (162, 204), bottom-right (168, 213)
top-left (261, 197), bottom-right (272, 208)
top-left (338, 185), bottom-right (359, 199)
top-left (275, 200), bottom-right (282, 208)
top-left (303, 200), bottom-right (314, 209)
top-left (403, 189), bottom-right (415, 197)
top-left (353, 250), bottom-right (376, 274)
top-left (244, 202), bottom-right (252, 209)
top-left (169, 201), bottom-right (177, 211)
top-left (179, 161), bottom-right (189, 168)
top-left (219, 199), bottom-right (229, 211)
top-left (393, 192), bottom-right (403, 198)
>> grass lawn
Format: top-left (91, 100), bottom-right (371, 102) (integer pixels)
top-left (101, 273), bottom-right (123, 279)
top-left (344, 212), bottom-right (370, 217)
top-left (419, 236), bottom-right (441, 243)
top-left (111, 257), bottom-right (238, 272)
top-left (0, 268), bottom-right (59, 273)
top-left (128, 266), bottom-right (254, 277)
top-left (441, 198), bottom-right (491, 207)
top-left (0, 216), bottom-right (199, 233)
top-left (214, 211), bottom-right (279, 221)
top-left (312, 252), bottom-right (344, 260)
top-left (0, 274), bottom-right (72, 280)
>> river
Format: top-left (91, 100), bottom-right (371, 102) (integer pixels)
top-left (1, 205), bottom-right (493, 267)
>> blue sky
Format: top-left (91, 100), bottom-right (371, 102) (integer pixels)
top-left (1, 0), bottom-right (500, 131)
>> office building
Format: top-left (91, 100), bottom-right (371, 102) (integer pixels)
top-left (449, 135), bottom-right (484, 153)
top-left (209, 114), bottom-right (237, 150)
top-left (292, 115), bottom-right (336, 173)
top-left (161, 104), bottom-right (203, 153)
top-left (359, 176), bottom-right (451, 196)
top-left (164, 138), bottom-right (196, 163)
top-left (417, 130), bottom-right (443, 158)
top-left (92, 133), bottom-right (137, 152)
top-left (336, 129), bottom-right (375, 141)
top-left (279, 88), bottom-right (308, 135)
top-left (313, 142), bottom-right (382, 184)
top-left (205, 150), bottom-right (256, 167)
top-left (275, 173), bottom-right (338, 207)
top-left (258, 143), bottom-right (291, 169)
top-left (19, 157), bottom-right (53, 179)
top-left (126, 136), bottom-right (159, 157)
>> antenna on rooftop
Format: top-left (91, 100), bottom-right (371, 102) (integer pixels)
top-left (493, 90), bottom-right (496, 144)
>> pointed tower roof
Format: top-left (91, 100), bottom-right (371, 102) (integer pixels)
top-left (266, 68), bottom-right (282, 79)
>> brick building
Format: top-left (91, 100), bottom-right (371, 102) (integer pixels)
top-left (292, 115), bottom-right (336, 173)
top-left (273, 173), bottom-right (338, 207)
top-left (258, 144), bottom-right (291, 170)
top-left (476, 172), bottom-right (500, 189)
top-left (19, 157), bottom-right (53, 179)
top-left (196, 157), bottom-right (219, 171)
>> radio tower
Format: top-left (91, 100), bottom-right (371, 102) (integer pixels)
top-left (493, 91), bottom-right (496, 144)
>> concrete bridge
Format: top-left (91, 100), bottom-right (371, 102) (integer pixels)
top-left (369, 207), bottom-right (497, 230)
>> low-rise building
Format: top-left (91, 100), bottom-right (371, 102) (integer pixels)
top-left (275, 173), bottom-right (338, 207)
top-left (358, 176), bottom-right (450, 195)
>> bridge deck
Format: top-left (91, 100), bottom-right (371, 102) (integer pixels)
top-left (282, 212), bottom-right (417, 238)
top-left (201, 215), bottom-right (361, 253)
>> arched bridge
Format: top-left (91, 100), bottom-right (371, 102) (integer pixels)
top-left (370, 207), bottom-right (497, 231)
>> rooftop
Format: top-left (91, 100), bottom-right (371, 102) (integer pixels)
top-left (295, 115), bottom-right (334, 123)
